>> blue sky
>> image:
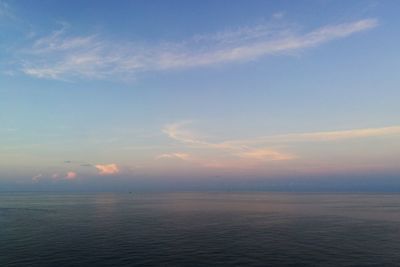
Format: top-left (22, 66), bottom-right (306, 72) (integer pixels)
top-left (1, 0), bottom-right (400, 191)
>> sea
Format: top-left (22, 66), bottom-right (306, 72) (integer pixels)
top-left (1, 192), bottom-right (400, 266)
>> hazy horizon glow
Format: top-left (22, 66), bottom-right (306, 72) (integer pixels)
top-left (1, 0), bottom-right (399, 191)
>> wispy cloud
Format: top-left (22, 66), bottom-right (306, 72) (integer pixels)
top-left (32, 173), bottom-right (43, 182)
top-left (162, 122), bottom-right (293, 163)
top-left (162, 123), bottom-right (400, 167)
top-left (95, 163), bottom-right (120, 175)
top-left (20, 18), bottom-right (378, 80)
top-left (0, 0), bottom-right (14, 19)
top-left (162, 121), bottom-right (208, 146)
top-left (156, 152), bottom-right (191, 161)
top-left (237, 149), bottom-right (295, 161)
top-left (222, 125), bottom-right (400, 146)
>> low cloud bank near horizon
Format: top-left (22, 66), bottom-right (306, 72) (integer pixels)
top-left (95, 163), bottom-right (120, 175)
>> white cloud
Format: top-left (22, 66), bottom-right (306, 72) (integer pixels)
top-left (20, 18), bottom-right (378, 80)
top-left (95, 163), bottom-right (120, 175)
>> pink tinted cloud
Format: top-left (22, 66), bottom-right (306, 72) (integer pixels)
top-left (156, 152), bottom-right (190, 161)
top-left (95, 163), bottom-right (120, 175)
top-left (65, 171), bottom-right (77, 180)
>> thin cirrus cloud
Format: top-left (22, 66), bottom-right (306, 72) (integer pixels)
top-left (95, 163), bottom-right (120, 175)
top-left (20, 18), bottom-right (378, 80)
top-left (221, 125), bottom-right (400, 146)
top-left (162, 121), bottom-right (209, 146)
top-left (162, 122), bottom-right (400, 165)
top-left (156, 153), bottom-right (191, 161)
top-left (238, 149), bottom-right (295, 161)
top-left (0, 0), bottom-right (13, 19)
top-left (162, 122), bottom-right (294, 162)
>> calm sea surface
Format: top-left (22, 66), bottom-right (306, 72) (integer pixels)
top-left (1, 192), bottom-right (400, 266)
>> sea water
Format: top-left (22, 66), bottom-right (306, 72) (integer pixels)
top-left (1, 192), bottom-right (400, 266)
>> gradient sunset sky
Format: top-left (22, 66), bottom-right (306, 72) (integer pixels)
top-left (1, 0), bottom-right (400, 191)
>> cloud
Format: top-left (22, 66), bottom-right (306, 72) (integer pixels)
top-left (32, 172), bottom-right (77, 182)
top-left (162, 122), bottom-right (293, 163)
top-left (272, 12), bottom-right (285, 19)
top-left (80, 163), bottom-right (92, 167)
top-left (95, 163), bottom-right (120, 175)
top-left (32, 174), bottom-right (43, 182)
top-left (284, 126), bottom-right (400, 142)
top-left (237, 149), bottom-right (295, 161)
top-left (62, 160), bottom-right (92, 167)
top-left (222, 125), bottom-right (400, 146)
top-left (162, 123), bottom-right (400, 167)
top-left (0, 0), bottom-right (13, 19)
top-left (156, 152), bottom-right (191, 161)
top-left (20, 18), bottom-right (378, 80)
top-left (65, 171), bottom-right (77, 180)
top-left (162, 121), bottom-right (208, 146)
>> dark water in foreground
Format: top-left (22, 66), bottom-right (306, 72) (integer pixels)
top-left (1, 193), bottom-right (400, 266)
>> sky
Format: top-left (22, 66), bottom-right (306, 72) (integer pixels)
top-left (1, 0), bottom-right (400, 191)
